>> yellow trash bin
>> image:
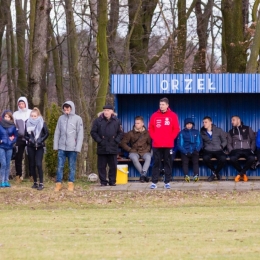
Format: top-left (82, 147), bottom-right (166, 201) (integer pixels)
top-left (116, 164), bottom-right (129, 184)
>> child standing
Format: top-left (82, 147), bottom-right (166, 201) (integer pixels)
top-left (177, 118), bottom-right (202, 182)
top-left (25, 108), bottom-right (49, 190)
top-left (0, 110), bottom-right (18, 187)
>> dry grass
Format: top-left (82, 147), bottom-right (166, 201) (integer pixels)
top-left (1, 180), bottom-right (260, 259)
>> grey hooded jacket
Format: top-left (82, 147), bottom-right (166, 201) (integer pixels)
top-left (53, 101), bottom-right (84, 152)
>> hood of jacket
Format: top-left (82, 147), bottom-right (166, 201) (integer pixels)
top-left (184, 118), bottom-right (194, 127)
top-left (63, 101), bottom-right (75, 115)
top-left (17, 97), bottom-right (29, 112)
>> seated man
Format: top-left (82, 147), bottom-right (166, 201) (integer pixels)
top-left (120, 116), bottom-right (152, 182)
top-left (200, 116), bottom-right (227, 181)
top-left (227, 116), bottom-right (255, 182)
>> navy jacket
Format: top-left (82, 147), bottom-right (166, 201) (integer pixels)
top-left (177, 118), bottom-right (202, 154)
top-left (0, 124), bottom-right (18, 150)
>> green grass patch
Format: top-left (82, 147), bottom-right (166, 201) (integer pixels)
top-left (1, 181), bottom-right (260, 259)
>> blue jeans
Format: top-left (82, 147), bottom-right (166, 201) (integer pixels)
top-left (56, 150), bottom-right (78, 182)
top-left (0, 148), bottom-right (13, 183)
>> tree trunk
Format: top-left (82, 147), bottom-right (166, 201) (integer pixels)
top-left (246, 1), bottom-right (260, 73)
top-left (192, 0), bottom-right (213, 73)
top-left (222, 0), bottom-right (247, 73)
top-left (0, 0), bottom-right (7, 84)
top-left (15, 0), bottom-right (27, 97)
top-left (128, 0), bottom-right (157, 73)
top-left (50, 23), bottom-right (64, 106)
top-left (95, 0), bottom-right (109, 113)
top-left (29, 0), bottom-right (52, 107)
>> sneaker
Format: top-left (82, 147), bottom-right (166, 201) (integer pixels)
top-left (5, 182), bottom-right (11, 187)
top-left (193, 175), bottom-right (199, 182)
top-left (150, 183), bottom-right (157, 189)
top-left (242, 174), bottom-right (248, 182)
top-left (140, 175), bottom-right (146, 183)
top-left (31, 183), bottom-right (38, 189)
top-left (234, 174), bottom-right (241, 182)
top-left (37, 184), bottom-right (44, 190)
top-left (184, 175), bottom-right (190, 182)
top-left (207, 174), bottom-right (215, 182)
top-left (164, 183), bottom-right (170, 189)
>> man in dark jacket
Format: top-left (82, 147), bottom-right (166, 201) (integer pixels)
top-left (120, 116), bottom-right (151, 183)
top-left (177, 118), bottom-right (202, 182)
top-left (201, 116), bottom-right (227, 181)
top-left (227, 116), bottom-right (255, 182)
top-left (91, 105), bottom-right (123, 186)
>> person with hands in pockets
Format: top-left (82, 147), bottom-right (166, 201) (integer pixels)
top-left (53, 101), bottom-right (84, 192)
top-left (177, 118), bottom-right (202, 182)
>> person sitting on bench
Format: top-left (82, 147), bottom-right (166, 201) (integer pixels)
top-left (120, 116), bottom-right (152, 183)
top-left (227, 116), bottom-right (255, 182)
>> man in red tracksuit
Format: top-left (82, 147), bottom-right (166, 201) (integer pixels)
top-left (149, 97), bottom-right (180, 189)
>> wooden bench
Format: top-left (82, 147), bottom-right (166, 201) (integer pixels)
top-left (117, 157), bottom-right (260, 181)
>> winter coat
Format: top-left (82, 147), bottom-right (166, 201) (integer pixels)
top-left (227, 124), bottom-right (255, 152)
top-left (120, 126), bottom-right (151, 156)
top-left (177, 118), bottom-right (202, 154)
top-left (200, 125), bottom-right (227, 152)
top-left (256, 130), bottom-right (260, 150)
top-left (13, 97), bottom-right (32, 144)
top-left (25, 123), bottom-right (49, 149)
top-left (53, 101), bottom-right (84, 153)
top-left (149, 108), bottom-right (180, 148)
top-left (0, 124), bottom-right (18, 150)
top-left (91, 112), bottom-right (123, 155)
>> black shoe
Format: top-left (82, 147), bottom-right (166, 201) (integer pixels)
top-left (140, 175), bottom-right (145, 183)
top-left (207, 174), bottom-right (215, 182)
top-left (145, 176), bottom-right (150, 182)
top-left (31, 183), bottom-right (38, 189)
top-left (109, 183), bottom-right (116, 186)
top-left (216, 173), bottom-right (221, 180)
top-left (37, 184), bottom-right (44, 190)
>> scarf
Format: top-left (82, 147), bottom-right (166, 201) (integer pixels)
top-left (0, 119), bottom-right (15, 129)
top-left (26, 116), bottom-right (44, 140)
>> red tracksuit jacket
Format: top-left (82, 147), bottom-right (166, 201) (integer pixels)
top-left (149, 108), bottom-right (180, 148)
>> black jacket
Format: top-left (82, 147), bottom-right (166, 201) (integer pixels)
top-left (24, 122), bottom-right (49, 149)
top-left (91, 113), bottom-right (123, 154)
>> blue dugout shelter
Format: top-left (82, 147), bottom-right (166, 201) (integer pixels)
top-left (111, 73), bottom-right (260, 179)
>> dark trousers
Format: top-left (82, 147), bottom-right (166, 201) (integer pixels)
top-left (229, 149), bottom-right (255, 174)
top-left (15, 142), bottom-right (26, 177)
top-left (98, 154), bottom-right (117, 185)
top-left (256, 150), bottom-right (260, 162)
top-left (181, 151), bottom-right (199, 176)
top-left (202, 150), bottom-right (226, 174)
top-left (152, 148), bottom-right (172, 184)
top-left (27, 147), bottom-right (44, 183)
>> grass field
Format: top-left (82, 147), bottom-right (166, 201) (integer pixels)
top-left (1, 180), bottom-right (260, 260)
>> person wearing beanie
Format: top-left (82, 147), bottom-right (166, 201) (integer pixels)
top-left (13, 97), bottom-right (32, 183)
top-left (91, 104), bottom-right (124, 186)
top-left (200, 116), bottom-right (227, 181)
top-left (0, 110), bottom-right (18, 187)
top-left (177, 118), bottom-right (202, 182)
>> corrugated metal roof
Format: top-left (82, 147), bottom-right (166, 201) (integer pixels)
top-left (111, 74), bottom-right (260, 94)
top-left (116, 93), bottom-right (260, 178)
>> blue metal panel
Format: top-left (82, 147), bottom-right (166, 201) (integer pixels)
top-left (111, 74), bottom-right (260, 94)
top-left (117, 93), bottom-right (260, 178)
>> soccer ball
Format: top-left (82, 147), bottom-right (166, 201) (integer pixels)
top-left (88, 173), bottom-right (99, 182)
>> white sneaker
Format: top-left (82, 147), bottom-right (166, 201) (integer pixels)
top-left (150, 183), bottom-right (157, 189)
top-left (164, 183), bottom-right (170, 189)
